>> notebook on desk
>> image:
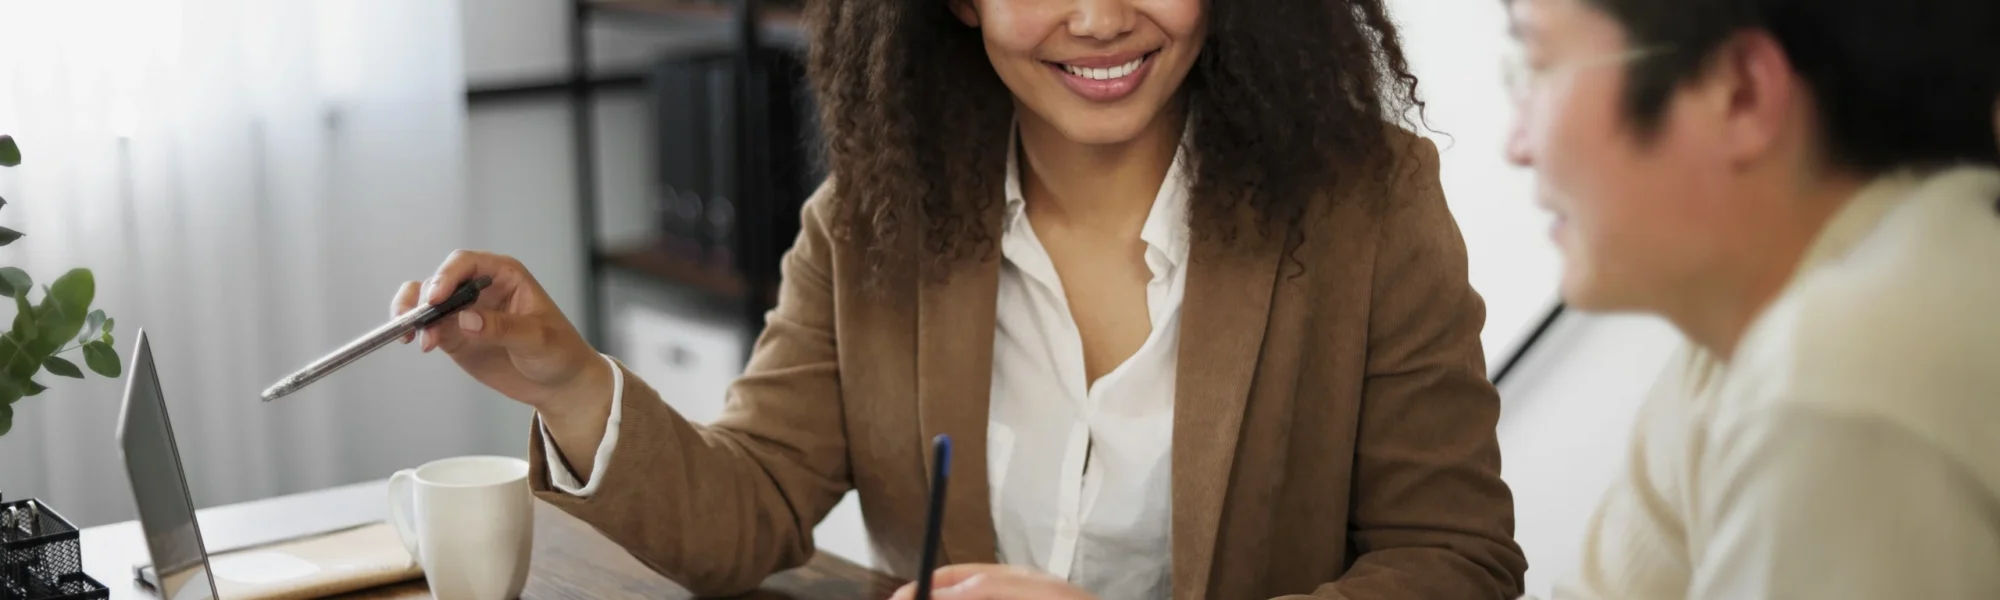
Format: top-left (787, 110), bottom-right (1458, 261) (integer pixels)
top-left (117, 330), bottom-right (424, 600)
top-left (135, 522), bottom-right (421, 600)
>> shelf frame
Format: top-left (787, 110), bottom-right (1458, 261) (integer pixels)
top-left (548, 0), bottom-right (795, 349)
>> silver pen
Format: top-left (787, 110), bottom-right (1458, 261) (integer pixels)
top-left (260, 276), bottom-right (492, 402)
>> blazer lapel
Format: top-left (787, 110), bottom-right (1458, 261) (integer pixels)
top-left (1172, 206), bottom-right (1284, 599)
top-left (916, 220), bottom-right (1005, 566)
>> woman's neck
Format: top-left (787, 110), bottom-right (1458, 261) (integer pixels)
top-left (1016, 102), bottom-right (1186, 232)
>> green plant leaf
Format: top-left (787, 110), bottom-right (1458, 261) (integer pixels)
top-left (0, 227), bottom-right (20, 247)
top-left (0, 333), bottom-right (26, 381)
top-left (32, 269), bottom-right (93, 361)
top-left (0, 135), bottom-right (20, 167)
top-left (103, 317), bottom-right (114, 335)
top-left (0, 268), bottom-right (30, 299)
top-left (42, 355), bottom-right (81, 378)
top-left (0, 377), bottom-right (20, 407)
top-left (10, 292), bottom-right (35, 343)
top-left (0, 403), bottom-right (13, 436)
top-left (83, 340), bottom-right (120, 378)
top-left (0, 336), bottom-right (29, 389)
top-left (79, 309), bottom-right (106, 345)
top-left (0, 288), bottom-right (36, 384)
top-left (47, 270), bottom-right (92, 316)
top-left (23, 379), bottom-right (44, 396)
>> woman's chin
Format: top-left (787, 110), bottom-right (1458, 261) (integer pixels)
top-left (1045, 112), bottom-right (1164, 147)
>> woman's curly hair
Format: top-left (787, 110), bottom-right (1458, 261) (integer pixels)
top-left (804, 0), bottom-right (1427, 279)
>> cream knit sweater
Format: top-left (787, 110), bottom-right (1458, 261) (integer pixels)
top-left (1553, 165), bottom-right (2000, 599)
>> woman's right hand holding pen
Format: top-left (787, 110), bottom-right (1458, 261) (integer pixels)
top-left (390, 250), bottom-right (616, 474)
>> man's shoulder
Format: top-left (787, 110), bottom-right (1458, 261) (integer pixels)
top-left (1723, 166), bottom-right (2000, 461)
top-left (1779, 169), bottom-right (1998, 367)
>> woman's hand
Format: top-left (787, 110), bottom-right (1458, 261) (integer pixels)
top-left (889, 565), bottom-right (1097, 600)
top-left (390, 250), bottom-right (611, 418)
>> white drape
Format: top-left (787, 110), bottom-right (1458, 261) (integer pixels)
top-left (0, 0), bottom-right (517, 528)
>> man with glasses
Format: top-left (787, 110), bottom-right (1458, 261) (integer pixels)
top-left (1501, 0), bottom-right (2000, 597)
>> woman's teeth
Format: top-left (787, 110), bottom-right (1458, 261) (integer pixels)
top-left (1062, 56), bottom-right (1146, 81)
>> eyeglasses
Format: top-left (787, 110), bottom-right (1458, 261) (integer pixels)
top-left (1500, 45), bottom-right (1674, 108)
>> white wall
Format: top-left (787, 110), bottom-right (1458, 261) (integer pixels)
top-left (1391, 0), bottom-right (1564, 363)
top-left (1493, 313), bottom-right (1680, 597)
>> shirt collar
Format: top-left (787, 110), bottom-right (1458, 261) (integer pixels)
top-left (1002, 116), bottom-right (1193, 269)
top-left (1798, 166), bottom-right (1966, 271)
top-left (1716, 165), bottom-right (1991, 371)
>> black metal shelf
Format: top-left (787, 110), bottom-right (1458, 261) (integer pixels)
top-left (556, 0), bottom-right (791, 348)
top-left (586, 0), bottom-right (807, 47)
top-left (594, 242), bottom-right (748, 302)
top-left (465, 72), bottom-right (647, 105)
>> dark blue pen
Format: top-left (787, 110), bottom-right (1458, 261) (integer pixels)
top-left (916, 434), bottom-right (952, 600)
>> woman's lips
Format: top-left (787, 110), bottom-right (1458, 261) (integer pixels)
top-left (1047, 51), bottom-right (1158, 103)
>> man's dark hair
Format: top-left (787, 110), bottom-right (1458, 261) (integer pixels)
top-left (1584, 0), bottom-right (1999, 173)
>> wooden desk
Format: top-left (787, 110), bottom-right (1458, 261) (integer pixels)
top-left (80, 480), bottom-right (903, 599)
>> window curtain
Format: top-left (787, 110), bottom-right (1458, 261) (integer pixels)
top-left (0, 0), bottom-right (515, 528)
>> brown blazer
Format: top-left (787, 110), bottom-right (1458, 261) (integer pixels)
top-left (528, 131), bottom-right (1528, 599)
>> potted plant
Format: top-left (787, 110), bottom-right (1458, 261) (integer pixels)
top-left (0, 134), bottom-right (122, 438)
top-left (0, 133), bottom-right (121, 599)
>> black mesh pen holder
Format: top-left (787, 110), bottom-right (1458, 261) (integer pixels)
top-left (0, 499), bottom-right (107, 600)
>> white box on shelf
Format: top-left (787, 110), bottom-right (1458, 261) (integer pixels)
top-left (611, 303), bottom-right (744, 425)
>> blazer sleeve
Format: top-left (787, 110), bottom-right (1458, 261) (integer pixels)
top-left (1310, 137), bottom-right (1529, 599)
top-left (527, 182), bottom-right (851, 596)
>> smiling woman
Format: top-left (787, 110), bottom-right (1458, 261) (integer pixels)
top-left (399, 0), bottom-right (1528, 598)
top-left (805, 0), bottom-right (1432, 279)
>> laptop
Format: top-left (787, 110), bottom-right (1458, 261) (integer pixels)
top-left (115, 330), bottom-right (220, 600)
top-left (115, 331), bottom-right (427, 600)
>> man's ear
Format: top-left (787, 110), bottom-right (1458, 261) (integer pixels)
top-left (1713, 30), bottom-right (1798, 164)
top-left (950, 0), bottom-right (980, 27)
top-left (1990, 98), bottom-right (1998, 149)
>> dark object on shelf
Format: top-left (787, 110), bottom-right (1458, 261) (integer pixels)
top-left (645, 43), bottom-right (825, 280)
top-left (0, 498), bottom-right (109, 600)
top-left (548, 0), bottom-right (823, 349)
top-left (648, 46), bottom-right (732, 267)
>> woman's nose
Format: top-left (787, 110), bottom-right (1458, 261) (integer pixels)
top-left (1068, 0), bottom-right (1135, 41)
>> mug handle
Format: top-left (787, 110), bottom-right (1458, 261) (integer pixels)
top-left (387, 468), bottom-right (421, 559)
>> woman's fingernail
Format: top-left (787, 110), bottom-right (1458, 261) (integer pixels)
top-left (939, 575), bottom-right (985, 596)
top-left (459, 311), bottom-right (483, 333)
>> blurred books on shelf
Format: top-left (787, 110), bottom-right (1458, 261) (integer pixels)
top-left (635, 39), bottom-right (822, 301)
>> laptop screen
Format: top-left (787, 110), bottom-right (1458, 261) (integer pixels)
top-left (116, 332), bottom-right (216, 600)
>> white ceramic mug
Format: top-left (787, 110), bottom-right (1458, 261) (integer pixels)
top-left (388, 455), bottom-right (534, 600)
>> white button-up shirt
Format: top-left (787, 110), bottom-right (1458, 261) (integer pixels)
top-left (541, 124), bottom-right (1190, 599)
top-left (986, 125), bottom-right (1187, 598)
